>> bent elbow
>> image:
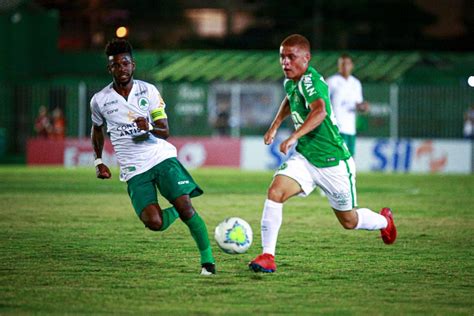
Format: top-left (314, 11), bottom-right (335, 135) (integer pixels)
top-left (159, 131), bottom-right (170, 140)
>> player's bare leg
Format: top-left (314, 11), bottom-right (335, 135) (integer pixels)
top-left (140, 204), bottom-right (164, 231)
top-left (333, 208), bottom-right (358, 229)
top-left (173, 195), bottom-right (215, 275)
top-left (140, 203), bottom-right (178, 232)
top-left (250, 175), bottom-right (302, 273)
top-left (267, 175), bottom-right (303, 203)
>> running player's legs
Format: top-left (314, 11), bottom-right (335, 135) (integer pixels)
top-left (127, 166), bottom-right (179, 231)
top-left (127, 168), bottom-right (163, 230)
top-left (250, 153), bottom-right (308, 272)
top-left (155, 158), bottom-right (203, 211)
top-left (315, 158), bottom-right (357, 208)
top-left (267, 175), bottom-right (302, 203)
top-left (333, 208), bottom-right (359, 229)
top-left (258, 173), bottom-right (301, 259)
top-left (273, 152), bottom-right (316, 201)
top-left (313, 158), bottom-right (359, 228)
top-left (315, 158), bottom-right (389, 233)
top-left (140, 203), bottom-right (164, 231)
top-left (154, 158), bottom-right (215, 268)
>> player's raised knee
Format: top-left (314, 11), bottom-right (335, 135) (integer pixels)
top-left (267, 187), bottom-right (286, 203)
top-left (140, 211), bottom-right (163, 231)
top-left (143, 217), bottom-right (163, 231)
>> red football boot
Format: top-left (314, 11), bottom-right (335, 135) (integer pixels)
top-left (380, 208), bottom-right (397, 244)
top-left (249, 253), bottom-right (276, 273)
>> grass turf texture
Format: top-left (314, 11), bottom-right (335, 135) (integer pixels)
top-left (0, 166), bottom-right (473, 315)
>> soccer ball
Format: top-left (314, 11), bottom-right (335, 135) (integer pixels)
top-left (214, 217), bottom-right (253, 254)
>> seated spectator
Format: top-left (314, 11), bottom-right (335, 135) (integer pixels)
top-left (51, 107), bottom-right (66, 140)
top-left (34, 105), bottom-right (52, 138)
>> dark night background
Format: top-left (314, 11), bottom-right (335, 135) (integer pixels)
top-left (10, 0), bottom-right (473, 52)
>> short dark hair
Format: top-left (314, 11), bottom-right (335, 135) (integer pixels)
top-left (105, 38), bottom-right (133, 57)
top-left (281, 34), bottom-right (310, 51)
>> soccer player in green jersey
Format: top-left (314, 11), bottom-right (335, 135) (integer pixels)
top-left (249, 34), bottom-right (397, 273)
top-left (91, 39), bottom-right (215, 275)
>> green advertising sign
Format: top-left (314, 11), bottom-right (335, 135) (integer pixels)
top-left (160, 82), bottom-right (211, 136)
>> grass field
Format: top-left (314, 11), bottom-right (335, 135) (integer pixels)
top-left (1, 166), bottom-right (473, 315)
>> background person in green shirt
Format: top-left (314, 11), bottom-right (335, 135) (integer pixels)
top-left (249, 34), bottom-right (397, 273)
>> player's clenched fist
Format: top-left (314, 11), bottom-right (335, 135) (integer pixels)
top-left (264, 129), bottom-right (277, 145)
top-left (134, 117), bottom-right (149, 131)
top-left (279, 135), bottom-right (297, 155)
top-left (96, 163), bottom-right (111, 179)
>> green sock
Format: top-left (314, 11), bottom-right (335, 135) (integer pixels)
top-left (159, 207), bottom-right (179, 231)
top-left (184, 212), bottom-right (215, 264)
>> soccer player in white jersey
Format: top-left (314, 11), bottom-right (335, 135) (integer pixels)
top-left (249, 34), bottom-right (397, 273)
top-left (326, 54), bottom-right (369, 156)
top-left (90, 39), bottom-right (215, 275)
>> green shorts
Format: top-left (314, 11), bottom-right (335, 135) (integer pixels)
top-left (126, 157), bottom-right (203, 216)
top-left (341, 133), bottom-right (356, 156)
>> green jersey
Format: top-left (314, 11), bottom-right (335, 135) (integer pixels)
top-left (284, 66), bottom-right (351, 168)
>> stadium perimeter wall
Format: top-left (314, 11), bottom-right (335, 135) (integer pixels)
top-left (26, 137), bottom-right (472, 174)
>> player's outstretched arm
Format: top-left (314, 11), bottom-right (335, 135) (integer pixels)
top-left (91, 125), bottom-right (111, 179)
top-left (264, 97), bottom-right (291, 145)
top-left (134, 117), bottom-right (170, 139)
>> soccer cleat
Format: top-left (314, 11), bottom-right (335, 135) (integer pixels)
top-left (380, 207), bottom-right (397, 244)
top-left (249, 253), bottom-right (276, 273)
top-left (200, 262), bottom-right (216, 275)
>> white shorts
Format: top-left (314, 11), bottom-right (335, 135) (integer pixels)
top-left (275, 152), bottom-right (357, 211)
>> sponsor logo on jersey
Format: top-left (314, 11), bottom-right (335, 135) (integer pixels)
top-left (117, 123), bottom-right (141, 136)
top-left (303, 74), bottom-right (316, 96)
top-left (106, 108), bottom-right (118, 115)
top-left (138, 97), bottom-right (149, 110)
top-left (178, 180), bottom-right (189, 185)
top-left (134, 90), bottom-right (147, 96)
top-left (278, 162), bottom-right (288, 170)
top-left (104, 100), bottom-right (118, 107)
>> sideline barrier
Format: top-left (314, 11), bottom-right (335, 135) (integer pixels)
top-left (26, 137), bottom-right (472, 174)
top-left (27, 137), bottom-right (240, 169)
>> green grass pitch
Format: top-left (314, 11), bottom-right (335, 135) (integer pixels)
top-left (1, 166), bottom-right (473, 314)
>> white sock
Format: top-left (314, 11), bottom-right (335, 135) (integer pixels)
top-left (355, 208), bottom-right (388, 230)
top-left (261, 199), bottom-right (283, 256)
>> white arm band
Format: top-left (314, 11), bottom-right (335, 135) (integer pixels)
top-left (94, 158), bottom-right (103, 167)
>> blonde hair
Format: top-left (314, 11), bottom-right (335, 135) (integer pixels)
top-left (281, 34), bottom-right (310, 51)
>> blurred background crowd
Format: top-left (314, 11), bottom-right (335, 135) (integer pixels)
top-left (0, 0), bottom-right (473, 164)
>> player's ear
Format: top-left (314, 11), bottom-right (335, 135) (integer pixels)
top-left (107, 56), bottom-right (113, 74)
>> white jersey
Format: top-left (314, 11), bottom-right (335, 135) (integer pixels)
top-left (326, 73), bottom-right (363, 136)
top-left (91, 80), bottom-right (177, 182)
